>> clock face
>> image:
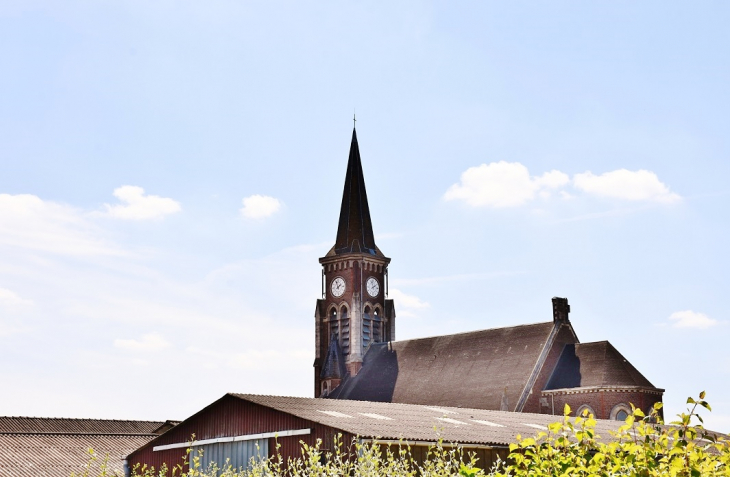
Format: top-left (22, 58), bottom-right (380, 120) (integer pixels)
top-left (366, 277), bottom-right (380, 297)
top-left (330, 277), bottom-right (346, 298)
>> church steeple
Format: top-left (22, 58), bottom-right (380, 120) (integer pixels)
top-left (314, 126), bottom-right (396, 397)
top-left (334, 128), bottom-right (377, 255)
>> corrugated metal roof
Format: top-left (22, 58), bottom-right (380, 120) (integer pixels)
top-left (0, 417), bottom-right (175, 477)
top-left (0, 416), bottom-right (167, 435)
top-left (230, 394), bottom-right (627, 447)
top-left (0, 433), bottom-right (154, 477)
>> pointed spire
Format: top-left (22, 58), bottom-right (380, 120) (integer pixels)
top-left (321, 333), bottom-right (347, 379)
top-left (334, 128), bottom-right (377, 255)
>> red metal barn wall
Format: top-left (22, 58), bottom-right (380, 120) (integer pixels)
top-left (128, 395), bottom-right (353, 475)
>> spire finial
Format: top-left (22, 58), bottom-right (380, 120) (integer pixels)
top-left (353, 110), bottom-right (356, 129)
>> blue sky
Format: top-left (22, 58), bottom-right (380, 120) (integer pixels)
top-left (1, 1), bottom-right (728, 431)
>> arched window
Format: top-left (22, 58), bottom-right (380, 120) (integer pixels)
top-left (576, 404), bottom-right (596, 418)
top-left (363, 306), bottom-right (372, 350)
top-left (340, 306), bottom-right (350, 355)
top-left (329, 308), bottom-right (339, 341)
top-left (610, 403), bottom-right (632, 422)
top-left (372, 308), bottom-right (382, 343)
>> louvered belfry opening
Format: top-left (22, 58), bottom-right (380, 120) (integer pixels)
top-left (340, 306), bottom-right (350, 355)
top-left (363, 306), bottom-right (372, 350)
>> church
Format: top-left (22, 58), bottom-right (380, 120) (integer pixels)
top-left (313, 128), bottom-right (664, 421)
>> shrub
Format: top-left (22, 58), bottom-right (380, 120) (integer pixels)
top-left (494, 391), bottom-right (730, 476)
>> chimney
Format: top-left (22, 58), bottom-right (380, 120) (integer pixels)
top-left (552, 297), bottom-right (570, 323)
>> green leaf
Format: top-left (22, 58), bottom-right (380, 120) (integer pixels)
top-left (459, 463), bottom-right (479, 477)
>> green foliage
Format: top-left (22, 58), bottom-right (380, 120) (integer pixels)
top-left (128, 436), bottom-right (486, 477)
top-left (493, 392), bottom-right (730, 477)
top-left (79, 392), bottom-right (730, 477)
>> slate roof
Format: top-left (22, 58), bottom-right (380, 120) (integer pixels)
top-left (0, 417), bottom-right (172, 477)
top-left (333, 128), bottom-right (380, 257)
top-left (328, 321), bottom-right (559, 411)
top-left (321, 334), bottom-right (347, 380)
top-left (232, 393), bottom-right (626, 447)
top-left (544, 341), bottom-right (660, 390)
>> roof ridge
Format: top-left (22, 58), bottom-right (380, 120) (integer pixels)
top-left (0, 416), bottom-right (166, 423)
top-left (0, 431), bottom-right (160, 436)
top-left (390, 321), bottom-right (554, 344)
top-left (577, 340), bottom-right (610, 346)
top-left (230, 393), bottom-right (633, 422)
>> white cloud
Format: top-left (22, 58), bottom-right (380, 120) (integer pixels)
top-left (240, 194), bottom-right (282, 219)
top-left (445, 163), bottom-right (681, 208)
top-left (573, 169), bottom-right (681, 203)
top-left (0, 287), bottom-right (33, 308)
top-left (103, 186), bottom-right (181, 220)
top-left (443, 162), bottom-right (569, 208)
top-left (114, 333), bottom-right (172, 351)
top-left (668, 310), bottom-right (718, 330)
top-left (535, 170), bottom-right (571, 189)
top-left (0, 193), bottom-right (121, 255)
top-left (388, 288), bottom-right (430, 318)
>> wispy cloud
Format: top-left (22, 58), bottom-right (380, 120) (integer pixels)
top-left (103, 186), bottom-right (181, 220)
top-left (0, 193), bottom-right (122, 255)
top-left (240, 194), bottom-right (282, 219)
top-left (0, 287), bottom-right (33, 308)
top-left (114, 333), bottom-right (172, 351)
top-left (387, 288), bottom-right (430, 318)
top-left (667, 310), bottom-right (720, 330)
top-left (552, 206), bottom-right (643, 224)
top-left (388, 288), bottom-right (429, 309)
top-left (185, 346), bottom-right (309, 370)
top-left (393, 271), bottom-right (527, 286)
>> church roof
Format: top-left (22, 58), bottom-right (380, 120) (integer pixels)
top-left (333, 129), bottom-right (379, 256)
top-left (327, 321), bottom-right (559, 411)
top-left (544, 341), bottom-right (659, 390)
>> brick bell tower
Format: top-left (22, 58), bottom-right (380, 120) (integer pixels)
top-left (314, 127), bottom-right (396, 398)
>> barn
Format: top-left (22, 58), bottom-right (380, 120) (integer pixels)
top-left (127, 394), bottom-right (632, 475)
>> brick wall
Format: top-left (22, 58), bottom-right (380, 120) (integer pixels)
top-left (541, 388), bottom-right (663, 420)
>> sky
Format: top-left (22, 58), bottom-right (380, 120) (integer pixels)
top-left (0, 1), bottom-right (728, 432)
